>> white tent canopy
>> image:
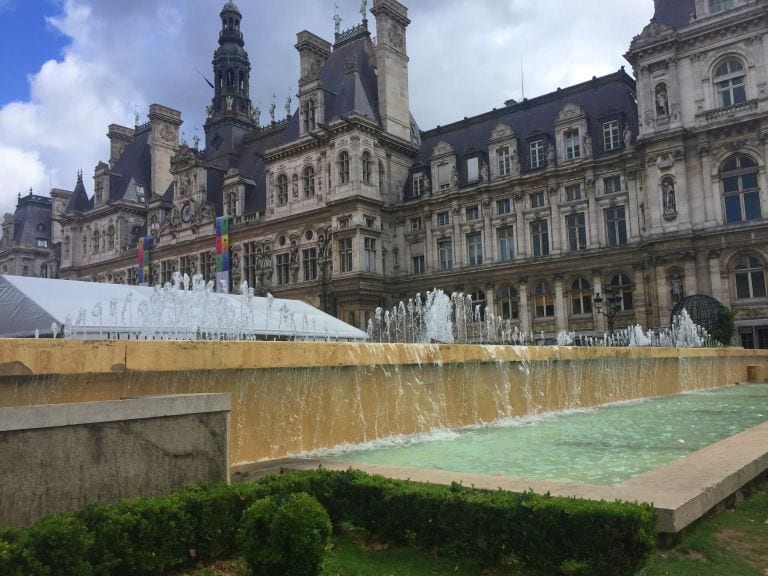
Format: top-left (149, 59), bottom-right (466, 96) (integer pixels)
top-left (0, 275), bottom-right (368, 341)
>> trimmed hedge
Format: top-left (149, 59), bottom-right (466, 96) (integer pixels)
top-left (0, 468), bottom-right (656, 576)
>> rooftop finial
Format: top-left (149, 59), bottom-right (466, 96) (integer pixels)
top-left (285, 88), bottom-right (292, 118)
top-left (134, 104), bottom-right (140, 126)
top-left (270, 95), bottom-right (276, 123)
top-left (333, 3), bottom-right (342, 34)
top-left (360, 0), bottom-right (368, 21)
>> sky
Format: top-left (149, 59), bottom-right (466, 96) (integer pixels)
top-left (0, 0), bottom-right (654, 219)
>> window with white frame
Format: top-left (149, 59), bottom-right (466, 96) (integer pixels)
top-left (709, 0), bottom-right (734, 14)
top-left (497, 226), bottom-right (514, 262)
top-left (276, 253), bottom-right (290, 285)
top-left (564, 128), bottom-right (581, 160)
top-left (410, 217), bottom-right (422, 231)
top-left (338, 151), bottom-right (350, 184)
top-left (565, 184), bottom-right (582, 202)
top-left (530, 220), bottom-right (549, 257)
top-left (497, 286), bottom-right (519, 320)
top-left (530, 191), bottom-right (545, 208)
top-left (436, 211), bottom-right (450, 226)
top-left (604, 175), bottom-right (622, 195)
top-left (603, 120), bottom-right (620, 151)
top-left (277, 174), bottom-right (288, 205)
top-left (530, 139), bottom-right (545, 169)
top-left (438, 239), bottom-right (453, 270)
top-left (303, 166), bottom-right (315, 198)
top-left (467, 232), bottom-right (483, 266)
top-left (722, 154), bottom-right (761, 223)
top-left (412, 172), bottom-right (425, 197)
top-left (534, 282), bottom-right (554, 318)
top-left (497, 198), bottom-right (512, 215)
top-left (605, 206), bottom-right (627, 246)
top-left (607, 273), bottom-right (633, 310)
top-left (362, 151), bottom-right (373, 184)
top-left (566, 212), bottom-right (587, 251)
top-left (412, 254), bottom-right (425, 274)
top-left (465, 205), bottom-right (479, 221)
top-left (467, 157), bottom-right (480, 182)
top-left (571, 278), bottom-right (593, 315)
top-left (302, 248), bottom-right (318, 281)
top-left (338, 238), bottom-right (353, 272)
top-left (734, 256), bottom-right (766, 299)
top-left (714, 59), bottom-right (746, 107)
top-left (497, 146), bottom-right (511, 176)
top-left (364, 237), bottom-right (376, 272)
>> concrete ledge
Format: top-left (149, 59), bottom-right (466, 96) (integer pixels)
top-left (0, 393), bottom-right (231, 432)
top-left (248, 420), bottom-right (768, 534)
top-left (747, 365), bottom-right (768, 382)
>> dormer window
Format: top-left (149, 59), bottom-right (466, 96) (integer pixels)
top-left (412, 172), bottom-right (425, 197)
top-left (497, 146), bottom-right (511, 176)
top-left (36, 239), bottom-right (48, 248)
top-left (602, 120), bottom-right (620, 151)
top-left (136, 186), bottom-right (145, 203)
top-left (437, 163), bottom-right (450, 190)
top-left (467, 157), bottom-right (480, 183)
top-left (714, 59), bottom-right (746, 107)
top-left (564, 129), bottom-right (580, 160)
top-left (529, 139), bottom-right (545, 169)
top-left (709, 0), bottom-right (734, 14)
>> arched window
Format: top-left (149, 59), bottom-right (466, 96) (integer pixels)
top-left (470, 289), bottom-right (486, 321)
top-left (607, 273), bottom-right (633, 311)
top-left (497, 286), bottom-right (519, 320)
top-left (362, 151), bottom-right (373, 184)
top-left (734, 256), bottom-right (766, 299)
top-left (722, 154), bottom-right (760, 223)
top-left (238, 71), bottom-right (245, 94)
top-left (303, 99), bottom-right (317, 132)
top-left (714, 59), bottom-right (746, 107)
top-left (107, 226), bottom-right (115, 251)
top-left (378, 160), bottom-right (385, 194)
top-left (338, 151), bottom-right (350, 184)
top-left (570, 278), bottom-right (592, 315)
top-left (276, 174), bottom-right (288, 206)
top-left (226, 68), bottom-right (235, 89)
top-left (303, 166), bottom-right (315, 198)
top-left (533, 282), bottom-right (554, 318)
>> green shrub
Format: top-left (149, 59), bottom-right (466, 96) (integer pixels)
top-left (238, 492), bottom-right (331, 576)
top-left (0, 529), bottom-right (25, 576)
top-left (20, 514), bottom-right (93, 576)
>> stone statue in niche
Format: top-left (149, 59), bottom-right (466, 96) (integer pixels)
top-left (547, 145), bottom-right (556, 166)
top-left (451, 165), bottom-right (459, 188)
top-left (511, 148), bottom-right (521, 176)
top-left (480, 160), bottom-right (489, 183)
top-left (226, 96), bottom-right (233, 111)
top-left (583, 133), bottom-right (592, 158)
top-left (671, 275), bottom-right (683, 304)
top-left (655, 84), bottom-right (669, 116)
top-left (662, 178), bottom-right (677, 215)
top-left (623, 126), bottom-right (633, 149)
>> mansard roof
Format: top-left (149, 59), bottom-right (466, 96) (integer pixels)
top-left (13, 193), bottom-right (52, 247)
top-left (652, 0), bottom-right (695, 30)
top-left (411, 69), bottom-right (637, 190)
top-left (65, 173), bottom-right (91, 213)
top-left (320, 33), bottom-right (380, 124)
top-left (107, 128), bottom-right (152, 202)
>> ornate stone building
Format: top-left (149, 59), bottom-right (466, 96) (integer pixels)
top-left (11, 0), bottom-right (768, 345)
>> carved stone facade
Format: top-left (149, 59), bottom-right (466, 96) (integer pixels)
top-left (15, 0), bottom-right (768, 346)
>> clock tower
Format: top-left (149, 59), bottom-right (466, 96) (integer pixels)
top-left (204, 1), bottom-right (256, 169)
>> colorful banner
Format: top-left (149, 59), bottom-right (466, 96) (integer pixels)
top-left (137, 236), bottom-right (152, 286)
top-left (215, 216), bottom-right (230, 293)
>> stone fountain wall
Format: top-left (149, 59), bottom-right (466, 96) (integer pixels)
top-left (0, 340), bottom-right (766, 464)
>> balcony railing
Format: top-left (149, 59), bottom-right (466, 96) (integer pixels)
top-left (703, 99), bottom-right (759, 122)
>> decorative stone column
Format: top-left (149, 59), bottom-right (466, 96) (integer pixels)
top-left (519, 276), bottom-right (530, 334)
top-left (708, 250), bottom-right (723, 303)
top-left (554, 273), bottom-right (566, 333)
top-left (424, 210), bottom-right (433, 272)
top-left (482, 198), bottom-right (493, 263)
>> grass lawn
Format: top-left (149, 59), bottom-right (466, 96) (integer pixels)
top-left (175, 489), bottom-right (768, 576)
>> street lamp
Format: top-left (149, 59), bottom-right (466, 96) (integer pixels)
top-left (594, 287), bottom-right (623, 335)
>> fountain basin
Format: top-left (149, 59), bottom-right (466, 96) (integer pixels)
top-left (0, 340), bottom-right (767, 465)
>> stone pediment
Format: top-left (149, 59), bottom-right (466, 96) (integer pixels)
top-left (432, 141), bottom-right (454, 158)
top-left (630, 20), bottom-right (674, 49)
top-left (557, 103), bottom-right (586, 123)
top-left (490, 124), bottom-right (515, 142)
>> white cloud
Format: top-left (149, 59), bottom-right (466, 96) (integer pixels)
top-left (0, 0), bottom-right (654, 219)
